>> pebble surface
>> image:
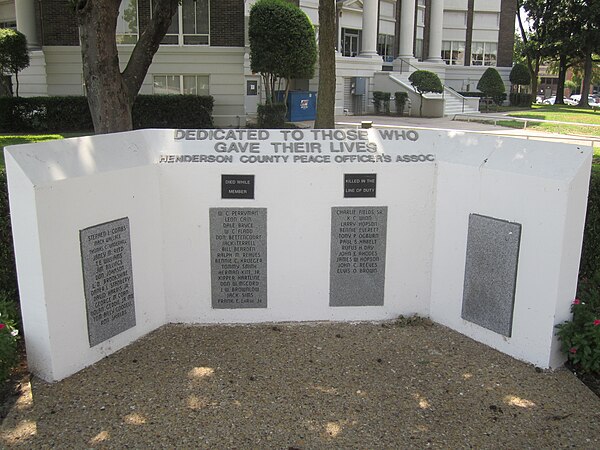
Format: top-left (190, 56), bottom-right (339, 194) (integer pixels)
top-left (1, 321), bottom-right (599, 449)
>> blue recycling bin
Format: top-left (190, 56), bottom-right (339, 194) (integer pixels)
top-left (275, 91), bottom-right (317, 121)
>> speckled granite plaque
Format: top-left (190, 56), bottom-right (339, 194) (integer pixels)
top-left (330, 206), bottom-right (387, 306)
top-left (80, 217), bottom-right (136, 347)
top-left (461, 214), bottom-right (522, 337)
top-left (210, 208), bottom-right (267, 309)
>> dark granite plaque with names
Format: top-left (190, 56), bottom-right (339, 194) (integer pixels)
top-left (461, 213), bottom-right (522, 337)
top-left (210, 208), bottom-right (267, 309)
top-left (222, 174), bottom-right (255, 199)
top-left (344, 173), bottom-right (377, 198)
top-left (330, 206), bottom-right (387, 306)
top-left (80, 217), bottom-right (136, 347)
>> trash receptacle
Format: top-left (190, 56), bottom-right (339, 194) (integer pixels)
top-left (275, 91), bottom-right (317, 121)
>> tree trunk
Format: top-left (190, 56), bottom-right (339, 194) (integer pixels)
top-left (314, 0), bottom-right (336, 128)
top-left (14, 72), bottom-right (19, 97)
top-left (555, 54), bottom-right (567, 104)
top-left (77, 1), bottom-right (131, 133)
top-left (75, 0), bottom-right (179, 134)
top-left (579, 48), bottom-right (592, 108)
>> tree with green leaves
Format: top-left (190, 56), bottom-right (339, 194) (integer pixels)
top-left (0, 29), bottom-right (30, 97)
top-left (477, 67), bottom-right (506, 105)
top-left (249, 0), bottom-right (317, 106)
top-left (314, 0), bottom-right (336, 129)
top-left (70, 0), bottom-right (180, 133)
top-left (571, 0), bottom-right (600, 107)
top-left (408, 70), bottom-right (443, 117)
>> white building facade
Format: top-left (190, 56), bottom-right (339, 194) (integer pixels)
top-left (1, 0), bottom-right (515, 125)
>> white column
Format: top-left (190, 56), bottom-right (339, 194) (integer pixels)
top-left (427, 0), bottom-right (444, 62)
top-left (15, 0), bottom-right (39, 47)
top-left (359, 0), bottom-right (380, 58)
top-left (398, 0), bottom-right (416, 59)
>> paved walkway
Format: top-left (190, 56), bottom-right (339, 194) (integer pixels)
top-left (299, 113), bottom-right (599, 148)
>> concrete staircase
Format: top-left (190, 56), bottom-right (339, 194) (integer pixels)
top-left (375, 72), bottom-right (479, 116)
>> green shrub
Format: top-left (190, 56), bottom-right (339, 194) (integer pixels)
top-left (394, 92), bottom-right (408, 116)
top-left (372, 91), bottom-right (391, 115)
top-left (0, 95), bottom-right (214, 132)
top-left (0, 169), bottom-right (18, 299)
top-left (0, 291), bottom-right (19, 382)
top-left (132, 95), bottom-right (214, 129)
top-left (509, 93), bottom-right (535, 107)
top-left (580, 165), bottom-right (600, 278)
top-left (0, 96), bottom-right (93, 132)
top-left (477, 67), bottom-right (506, 105)
top-left (556, 271), bottom-right (600, 374)
top-left (257, 103), bottom-right (287, 128)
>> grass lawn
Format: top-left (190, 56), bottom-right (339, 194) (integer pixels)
top-left (0, 133), bottom-right (88, 170)
top-left (507, 105), bottom-right (600, 138)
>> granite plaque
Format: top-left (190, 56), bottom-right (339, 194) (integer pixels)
top-left (461, 213), bottom-right (522, 337)
top-left (330, 206), bottom-right (387, 306)
top-left (344, 173), bottom-right (377, 198)
top-left (80, 217), bottom-right (136, 347)
top-left (222, 174), bottom-right (255, 199)
top-left (210, 208), bottom-right (267, 308)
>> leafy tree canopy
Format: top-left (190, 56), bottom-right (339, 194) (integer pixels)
top-left (249, 0), bottom-right (317, 103)
top-left (0, 29), bottom-right (29, 76)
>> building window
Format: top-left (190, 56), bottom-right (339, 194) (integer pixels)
top-left (154, 75), bottom-right (210, 95)
top-left (473, 12), bottom-right (500, 29)
top-left (444, 11), bottom-right (467, 28)
top-left (471, 42), bottom-right (497, 66)
top-left (415, 39), bottom-right (424, 61)
top-left (0, 21), bottom-right (17, 29)
top-left (442, 41), bottom-right (465, 65)
top-left (153, 0), bottom-right (210, 46)
top-left (342, 28), bottom-right (361, 57)
top-left (378, 34), bottom-right (394, 63)
top-left (116, 0), bottom-right (139, 44)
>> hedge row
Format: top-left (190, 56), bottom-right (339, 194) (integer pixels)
top-left (0, 95), bottom-right (214, 132)
top-left (580, 165), bottom-right (600, 279)
top-left (509, 93), bottom-right (535, 107)
top-left (0, 168), bottom-right (17, 298)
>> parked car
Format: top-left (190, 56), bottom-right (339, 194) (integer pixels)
top-left (569, 94), bottom-right (598, 104)
top-left (542, 96), bottom-right (578, 105)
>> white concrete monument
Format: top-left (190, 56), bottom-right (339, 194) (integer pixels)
top-left (5, 128), bottom-right (591, 381)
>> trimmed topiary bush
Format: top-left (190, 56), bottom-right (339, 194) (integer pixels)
top-left (394, 92), bottom-right (408, 116)
top-left (477, 67), bottom-right (506, 105)
top-left (408, 70), bottom-right (443, 117)
top-left (509, 63), bottom-right (531, 88)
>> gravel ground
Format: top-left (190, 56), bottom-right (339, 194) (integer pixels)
top-left (1, 321), bottom-right (599, 449)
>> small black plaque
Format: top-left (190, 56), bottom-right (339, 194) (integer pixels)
top-left (344, 174), bottom-right (377, 198)
top-left (222, 174), bottom-right (255, 199)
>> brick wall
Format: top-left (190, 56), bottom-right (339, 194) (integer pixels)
top-left (210, 0), bottom-right (244, 47)
top-left (497, 0), bottom-right (516, 67)
top-left (38, 0), bottom-right (79, 46)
